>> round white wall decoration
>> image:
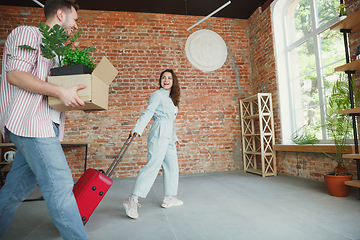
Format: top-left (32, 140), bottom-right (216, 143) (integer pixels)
top-left (185, 29), bottom-right (227, 72)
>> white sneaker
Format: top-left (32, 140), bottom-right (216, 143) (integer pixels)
top-left (161, 197), bottom-right (183, 208)
top-left (123, 198), bottom-right (140, 219)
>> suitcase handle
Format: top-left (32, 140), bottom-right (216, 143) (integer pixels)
top-left (105, 133), bottom-right (137, 177)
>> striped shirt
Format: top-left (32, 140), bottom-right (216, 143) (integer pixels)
top-left (0, 26), bottom-right (65, 141)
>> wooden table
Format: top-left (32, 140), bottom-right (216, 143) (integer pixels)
top-left (0, 141), bottom-right (88, 186)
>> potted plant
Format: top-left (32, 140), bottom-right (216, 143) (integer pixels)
top-left (19, 23), bottom-right (96, 76)
top-left (319, 74), bottom-right (359, 197)
top-left (338, 3), bottom-right (347, 20)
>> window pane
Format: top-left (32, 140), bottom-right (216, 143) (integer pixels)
top-left (322, 64), bottom-right (346, 103)
top-left (319, 29), bottom-right (345, 67)
top-left (292, 72), bottom-right (319, 111)
top-left (294, 106), bottom-right (322, 138)
top-left (289, 38), bottom-right (316, 78)
top-left (323, 72), bottom-right (353, 141)
top-left (287, 0), bottom-right (312, 44)
top-left (316, 0), bottom-right (340, 26)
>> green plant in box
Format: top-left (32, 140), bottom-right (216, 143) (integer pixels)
top-left (63, 47), bottom-right (96, 70)
top-left (19, 23), bottom-right (96, 70)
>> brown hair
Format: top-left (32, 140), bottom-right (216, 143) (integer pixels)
top-left (159, 69), bottom-right (181, 107)
top-left (44, 0), bottom-right (79, 20)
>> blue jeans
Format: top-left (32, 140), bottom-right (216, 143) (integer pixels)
top-left (0, 123), bottom-right (87, 240)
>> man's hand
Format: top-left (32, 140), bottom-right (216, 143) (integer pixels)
top-left (57, 84), bottom-right (86, 108)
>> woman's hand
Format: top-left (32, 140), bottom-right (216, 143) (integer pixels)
top-left (175, 140), bottom-right (180, 147)
top-left (130, 131), bottom-right (138, 137)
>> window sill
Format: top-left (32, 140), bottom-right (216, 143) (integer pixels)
top-left (274, 144), bottom-right (357, 154)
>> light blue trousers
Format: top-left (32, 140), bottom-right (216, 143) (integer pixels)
top-left (0, 123), bottom-right (87, 240)
top-left (132, 140), bottom-right (179, 198)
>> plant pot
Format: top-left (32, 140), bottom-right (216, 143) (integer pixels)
top-left (323, 173), bottom-right (352, 197)
top-left (50, 63), bottom-right (92, 76)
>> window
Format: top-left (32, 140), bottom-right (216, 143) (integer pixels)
top-left (272, 0), bottom-right (346, 143)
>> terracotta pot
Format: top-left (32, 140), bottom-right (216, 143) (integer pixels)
top-left (323, 174), bottom-right (352, 197)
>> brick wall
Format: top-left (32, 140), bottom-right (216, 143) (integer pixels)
top-left (0, 5), bottom-right (253, 179)
top-left (347, 0), bottom-right (360, 87)
top-left (277, 151), bottom-right (358, 181)
top-left (347, 0), bottom-right (360, 54)
top-left (248, 6), bottom-right (281, 143)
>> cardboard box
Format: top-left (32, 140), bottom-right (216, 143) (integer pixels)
top-left (47, 57), bottom-right (118, 111)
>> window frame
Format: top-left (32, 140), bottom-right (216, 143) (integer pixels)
top-left (271, 0), bottom-right (345, 144)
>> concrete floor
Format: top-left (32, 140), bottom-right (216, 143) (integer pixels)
top-left (1, 171), bottom-right (360, 240)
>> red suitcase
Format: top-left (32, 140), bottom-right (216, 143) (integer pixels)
top-left (73, 134), bottom-right (136, 224)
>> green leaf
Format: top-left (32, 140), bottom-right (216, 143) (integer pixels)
top-left (18, 45), bottom-right (37, 51)
top-left (40, 44), bottom-right (56, 59)
top-left (81, 47), bottom-right (96, 54)
top-left (70, 29), bottom-right (83, 43)
top-left (20, 22), bottom-right (96, 69)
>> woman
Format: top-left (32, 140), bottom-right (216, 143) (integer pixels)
top-left (123, 69), bottom-right (183, 219)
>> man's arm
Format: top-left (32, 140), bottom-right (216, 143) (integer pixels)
top-left (7, 71), bottom-right (86, 108)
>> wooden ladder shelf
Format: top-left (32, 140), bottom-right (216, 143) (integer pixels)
top-left (240, 93), bottom-right (277, 177)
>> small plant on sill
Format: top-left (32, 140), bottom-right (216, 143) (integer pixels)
top-left (338, 3), bottom-right (347, 17)
top-left (19, 23), bottom-right (96, 70)
top-left (291, 125), bottom-right (319, 145)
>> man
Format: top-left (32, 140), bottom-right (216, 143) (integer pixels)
top-left (0, 0), bottom-right (87, 239)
